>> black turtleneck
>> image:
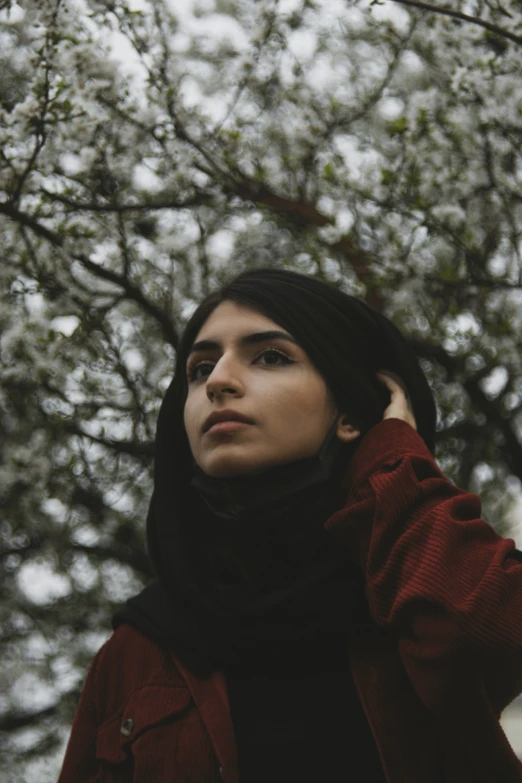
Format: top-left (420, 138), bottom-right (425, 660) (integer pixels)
top-left (186, 421), bottom-right (387, 781)
top-left (224, 631), bottom-right (387, 783)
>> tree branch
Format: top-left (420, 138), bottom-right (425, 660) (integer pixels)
top-left (230, 179), bottom-right (384, 310)
top-left (422, 275), bottom-right (522, 291)
top-left (0, 201), bottom-right (62, 244)
top-left (0, 704), bottom-right (58, 733)
top-left (60, 420), bottom-right (154, 463)
top-left (435, 421), bottom-right (491, 442)
top-left (390, 0), bottom-right (522, 47)
top-left (408, 337), bottom-right (522, 479)
top-left (77, 255), bottom-right (178, 347)
top-left (0, 201), bottom-right (179, 348)
top-left (70, 542), bottom-right (153, 578)
top-left (0, 536), bottom-right (152, 580)
top-left (40, 189), bottom-right (213, 213)
top-left (135, 93), bottom-right (386, 310)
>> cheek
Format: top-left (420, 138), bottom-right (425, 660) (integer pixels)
top-left (276, 377), bottom-right (329, 423)
top-left (183, 401), bottom-right (193, 439)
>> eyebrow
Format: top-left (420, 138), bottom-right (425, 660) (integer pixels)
top-left (187, 330), bottom-right (300, 360)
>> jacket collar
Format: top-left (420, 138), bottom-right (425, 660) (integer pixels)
top-left (173, 654), bottom-right (239, 783)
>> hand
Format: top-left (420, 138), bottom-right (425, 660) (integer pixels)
top-left (376, 371), bottom-right (418, 431)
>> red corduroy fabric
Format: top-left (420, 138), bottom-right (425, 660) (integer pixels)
top-left (58, 419), bottom-right (522, 783)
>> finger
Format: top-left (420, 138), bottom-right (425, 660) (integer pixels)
top-left (376, 371), bottom-right (402, 393)
top-left (377, 371), bottom-right (414, 409)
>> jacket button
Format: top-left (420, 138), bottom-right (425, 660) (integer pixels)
top-left (219, 766), bottom-right (224, 780)
top-left (120, 718), bottom-right (134, 737)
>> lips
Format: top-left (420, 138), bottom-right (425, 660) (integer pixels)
top-left (203, 409), bottom-right (254, 433)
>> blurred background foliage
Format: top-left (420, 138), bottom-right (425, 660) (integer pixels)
top-left (2, 0), bottom-right (522, 778)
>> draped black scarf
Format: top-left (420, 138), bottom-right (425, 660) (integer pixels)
top-left (113, 417), bottom-right (369, 677)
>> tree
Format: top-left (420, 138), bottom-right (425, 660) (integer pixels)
top-left (1, 0), bottom-right (522, 777)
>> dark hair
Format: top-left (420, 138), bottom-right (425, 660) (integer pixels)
top-left (147, 267), bottom-right (437, 592)
top-left (174, 266), bottom-right (426, 433)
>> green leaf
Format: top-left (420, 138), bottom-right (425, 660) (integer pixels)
top-left (323, 161), bottom-right (335, 182)
top-left (388, 116), bottom-right (408, 135)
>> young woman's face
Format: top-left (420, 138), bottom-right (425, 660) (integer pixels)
top-left (183, 301), bottom-right (359, 477)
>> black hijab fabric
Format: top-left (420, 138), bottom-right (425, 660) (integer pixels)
top-left (113, 287), bottom-right (437, 679)
top-left (113, 418), bottom-right (370, 676)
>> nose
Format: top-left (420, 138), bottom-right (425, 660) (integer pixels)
top-left (205, 355), bottom-right (243, 400)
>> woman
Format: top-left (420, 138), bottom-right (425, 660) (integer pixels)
top-left (58, 267), bottom-right (522, 782)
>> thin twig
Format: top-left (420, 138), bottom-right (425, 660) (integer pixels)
top-left (390, 0), bottom-right (522, 47)
top-left (0, 201), bottom-right (179, 347)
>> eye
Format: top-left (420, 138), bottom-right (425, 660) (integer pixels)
top-left (187, 348), bottom-right (293, 383)
top-left (257, 348), bottom-right (293, 372)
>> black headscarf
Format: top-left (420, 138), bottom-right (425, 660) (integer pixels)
top-left (113, 268), bottom-right (437, 677)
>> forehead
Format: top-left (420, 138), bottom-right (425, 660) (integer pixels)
top-left (194, 301), bottom-right (281, 339)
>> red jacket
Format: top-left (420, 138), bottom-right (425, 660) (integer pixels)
top-left (58, 419), bottom-right (522, 782)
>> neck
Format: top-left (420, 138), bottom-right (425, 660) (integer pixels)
top-left (189, 418), bottom-right (347, 525)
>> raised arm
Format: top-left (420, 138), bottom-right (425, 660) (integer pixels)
top-left (326, 410), bottom-right (522, 717)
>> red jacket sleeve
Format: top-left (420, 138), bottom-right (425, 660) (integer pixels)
top-left (57, 649), bottom-right (102, 783)
top-left (326, 418), bottom-right (522, 716)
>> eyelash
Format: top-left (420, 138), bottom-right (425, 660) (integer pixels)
top-left (187, 348), bottom-right (293, 383)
